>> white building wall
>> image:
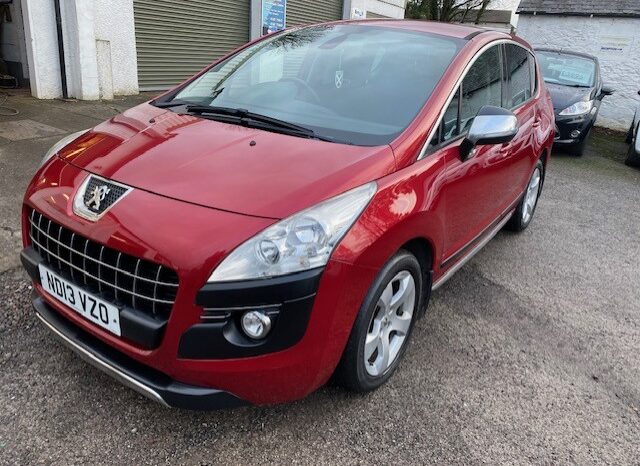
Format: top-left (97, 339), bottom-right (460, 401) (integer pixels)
top-left (21, 0), bottom-right (138, 100)
top-left (518, 14), bottom-right (640, 131)
top-left (22, 0), bottom-right (62, 99)
top-left (93, 0), bottom-right (138, 96)
top-left (489, 0), bottom-right (520, 27)
top-left (349, 0), bottom-right (406, 19)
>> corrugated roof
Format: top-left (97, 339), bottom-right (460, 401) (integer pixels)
top-left (517, 0), bottom-right (640, 17)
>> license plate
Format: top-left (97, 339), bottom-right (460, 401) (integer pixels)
top-left (38, 264), bottom-right (121, 336)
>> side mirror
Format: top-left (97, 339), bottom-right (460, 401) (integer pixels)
top-left (601, 85), bottom-right (615, 97)
top-left (637, 90), bottom-right (640, 96)
top-left (460, 106), bottom-right (519, 161)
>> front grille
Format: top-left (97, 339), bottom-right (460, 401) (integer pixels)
top-left (29, 210), bottom-right (179, 321)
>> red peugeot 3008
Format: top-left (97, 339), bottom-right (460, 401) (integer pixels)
top-left (21, 20), bottom-right (554, 409)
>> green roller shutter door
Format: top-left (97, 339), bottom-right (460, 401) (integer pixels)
top-left (133, 0), bottom-right (250, 91)
top-left (286, 0), bottom-right (344, 27)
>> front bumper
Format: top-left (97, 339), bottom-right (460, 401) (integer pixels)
top-left (32, 294), bottom-right (247, 410)
top-left (554, 112), bottom-right (595, 145)
top-left (21, 158), bottom-right (378, 406)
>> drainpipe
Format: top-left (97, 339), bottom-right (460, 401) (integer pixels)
top-left (53, 0), bottom-right (68, 98)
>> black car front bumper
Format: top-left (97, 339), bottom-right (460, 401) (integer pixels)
top-left (31, 295), bottom-right (248, 410)
top-left (554, 112), bottom-right (595, 145)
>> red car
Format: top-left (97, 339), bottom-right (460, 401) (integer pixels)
top-left (21, 20), bottom-right (554, 409)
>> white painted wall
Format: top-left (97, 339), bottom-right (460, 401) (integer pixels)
top-left (93, 0), bottom-right (138, 96)
top-left (22, 0), bottom-right (62, 99)
top-left (21, 0), bottom-right (138, 100)
top-left (349, 0), bottom-right (406, 19)
top-left (489, 0), bottom-right (520, 26)
top-left (518, 14), bottom-right (640, 131)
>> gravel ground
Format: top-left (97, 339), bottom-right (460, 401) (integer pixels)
top-left (1, 126), bottom-right (639, 464)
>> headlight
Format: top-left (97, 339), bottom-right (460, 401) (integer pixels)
top-left (40, 129), bottom-right (89, 168)
top-left (208, 182), bottom-right (377, 282)
top-left (559, 100), bottom-right (594, 116)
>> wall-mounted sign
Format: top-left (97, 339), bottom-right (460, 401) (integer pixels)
top-left (351, 8), bottom-right (365, 19)
top-left (599, 35), bottom-right (632, 55)
top-left (262, 0), bottom-right (286, 35)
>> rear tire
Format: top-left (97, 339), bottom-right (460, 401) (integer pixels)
top-left (506, 159), bottom-right (544, 232)
top-left (334, 251), bottom-right (423, 393)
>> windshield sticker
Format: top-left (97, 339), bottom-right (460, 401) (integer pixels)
top-left (559, 69), bottom-right (590, 85)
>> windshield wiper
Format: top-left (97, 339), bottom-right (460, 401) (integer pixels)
top-left (185, 105), bottom-right (247, 117)
top-left (184, 105), bottom-right (337, 143)
top-left (152, 99), bottom-right (192, 108)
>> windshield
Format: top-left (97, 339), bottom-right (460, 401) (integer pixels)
top-left (536, 51), bottom-right (596, 88)
top-left (164, 25), bottom-right (464, 146)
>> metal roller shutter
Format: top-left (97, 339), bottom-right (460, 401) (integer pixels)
top-left (286, 0), bottom-right (343, 27)
top-left (133, 0), bottom-right (250, 90)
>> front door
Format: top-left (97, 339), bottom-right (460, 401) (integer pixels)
top-left (435, 44), bottom-right (514, 263)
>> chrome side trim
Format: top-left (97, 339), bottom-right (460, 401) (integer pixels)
top-left (418, 39), bottom-right (537, 161)
top-left (35, 312), bottom-right (169, 407)
top-left (432, 210), bottom-right (514, 291)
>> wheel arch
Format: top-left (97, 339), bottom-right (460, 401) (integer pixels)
top-left (399, 237), bottom-right (434, 318)
top-left (539, 147), bottom-right (550, 193)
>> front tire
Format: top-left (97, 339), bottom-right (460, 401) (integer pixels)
top-left (506, 159), bottom-right (544, 232)
top-left (334, 251), bottom-right (423, 392)
top-left (567, 135), bottom-right (588, 156)
top-left (625, 142), bottom-right (640, 168)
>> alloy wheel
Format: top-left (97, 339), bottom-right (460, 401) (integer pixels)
top-left (364, 270), bottom-right (416, 377)
top-left (522, 167), bottom-right (541, 224)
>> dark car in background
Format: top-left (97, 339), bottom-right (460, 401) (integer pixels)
top-left (626, 90), bottom-right (640, 167)
top-left (536, 48), bottom-right (614, 156)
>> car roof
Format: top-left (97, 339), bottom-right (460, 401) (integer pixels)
top-left (535, 47), bottom-right (599, 61)
top-left (337, 19), bottom-right (494, 40)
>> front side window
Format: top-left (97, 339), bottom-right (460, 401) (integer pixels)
top-left (460, 45), bottom-right (503, 133)
top-left (430, 44), bottom-right (503, 147)
top-left (167, 25), bottom-right (464, 146)
top-left (536, 50), bottom-right (597, 88)
top-left (506, 44), bottom-right (533, 109)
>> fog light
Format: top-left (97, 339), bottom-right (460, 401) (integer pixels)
top-left (570, 130), bottom-right (581, 139)
top-left (241, 310), bottom-right (272, 339)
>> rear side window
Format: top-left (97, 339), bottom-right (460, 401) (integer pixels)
top-left (506, 44), bottom-right (533, 109)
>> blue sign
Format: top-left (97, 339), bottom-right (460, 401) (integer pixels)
top-left (262, 0), bottom-right (286, 35)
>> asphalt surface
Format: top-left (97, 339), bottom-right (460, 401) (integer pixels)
top-left (1, 93), bottom-right (639, 464)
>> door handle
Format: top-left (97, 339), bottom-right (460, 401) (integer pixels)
top-left (533, 117), bottom-right (541, 128)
